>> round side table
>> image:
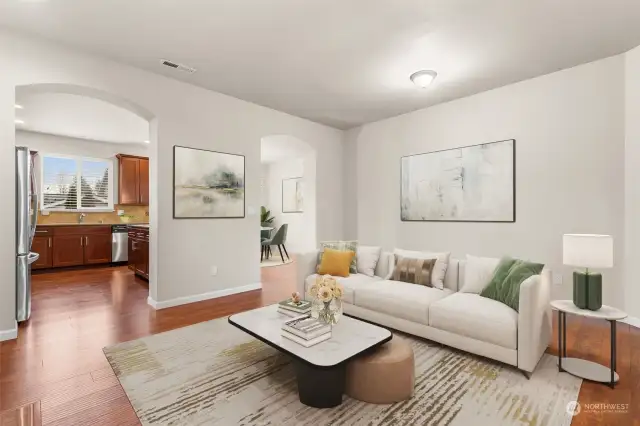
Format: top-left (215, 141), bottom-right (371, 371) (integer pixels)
top-left (551, 300), bottom-right (627, 388)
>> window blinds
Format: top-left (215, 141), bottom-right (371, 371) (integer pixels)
top-left (41, 154), bottom-right (113, 211)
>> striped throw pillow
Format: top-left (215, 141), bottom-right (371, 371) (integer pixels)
top-left (393, 255), bottom-right (436, 286)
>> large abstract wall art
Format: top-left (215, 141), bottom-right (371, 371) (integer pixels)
top-left (401, 139), bottom-right (515, 222)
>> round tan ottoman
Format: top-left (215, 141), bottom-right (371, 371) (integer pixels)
top-left (345, 336), bottom-right (415, 404)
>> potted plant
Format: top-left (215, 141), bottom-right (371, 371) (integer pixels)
top-left (260, 206), bottom-right (274, 228)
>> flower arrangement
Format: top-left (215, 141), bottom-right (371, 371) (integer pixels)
top-left (308, 275), bottom-right (344, 324)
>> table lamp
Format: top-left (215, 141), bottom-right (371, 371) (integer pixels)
top-left (563, 234), bottom-right (613, 310)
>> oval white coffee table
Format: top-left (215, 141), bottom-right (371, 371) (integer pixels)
top-left (551, 300), bottom-right (627, 388)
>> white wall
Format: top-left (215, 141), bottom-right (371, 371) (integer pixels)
top-left (343, 127), bottom-right (359, 240)
top-left (260, 164), bottom-right (270, 208)
top-left (625, 46), bottom-right (640, 319)
top-left (0, 30), bottom-right (344, 333)
top-left (264, 158), bottom-right (314, 253)
top-left (16, 92), bottom-right (149, 144)
top-left (347, 55), bottom-right (626, 308)
top-left (16, 130), bottom-right (149, 206)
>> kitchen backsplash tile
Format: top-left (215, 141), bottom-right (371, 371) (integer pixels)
top-left (37, 205), bottom-right (149, 225)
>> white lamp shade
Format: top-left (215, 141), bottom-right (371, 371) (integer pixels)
top-left (563, 234), bottom-right (613, 268)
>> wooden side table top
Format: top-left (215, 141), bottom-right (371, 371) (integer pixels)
top-left (550, 299), bottom-right (627, 320)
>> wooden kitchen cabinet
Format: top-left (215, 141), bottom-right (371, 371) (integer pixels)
top-left (128, 227), bottom-right (149, 280)
top-left (134, 240), bottom-right (148, 277)
top-left (52, 235), bottom-right (85, 267)
top-left (32, 235), bottom-right (53, 269)
top-left (83, 234), bottom-right (112, 264)
top-left (127, 236), bottom-right (135, 271)
top-left (138, 158), bottom-right (149, 205)
top-left (117, 154), bottom-right (149, 205)
top-left (44, 225), bottom-right (113, 268)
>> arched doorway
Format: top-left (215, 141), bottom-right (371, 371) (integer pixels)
top-left (260, 135), bottom-right (317, 261)
top-left (14, 83), bottom-right (156, 327)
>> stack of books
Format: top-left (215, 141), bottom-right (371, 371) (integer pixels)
top-left (278, 299), bottom-right (312, 317)
top-left (281, 315), bottom-right (331, 347)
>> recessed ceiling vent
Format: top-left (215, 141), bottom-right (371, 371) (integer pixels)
top-left (160, 59), bottom-right (196, 74)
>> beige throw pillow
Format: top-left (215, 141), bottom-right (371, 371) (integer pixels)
top-left (393, 255), bottom-right (436, 286)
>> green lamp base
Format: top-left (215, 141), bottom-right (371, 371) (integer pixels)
top-left (573, 271), bottom-right (602, 310)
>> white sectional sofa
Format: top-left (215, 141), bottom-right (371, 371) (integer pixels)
top-left (297, 251), bottom-right (552, 376)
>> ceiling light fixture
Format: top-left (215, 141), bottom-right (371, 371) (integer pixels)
top-left (15, 119), bottom-right (25, 125)
top-left (144, 140), bottom-right (150, 144)
top-left (410, 70), bottom-right (437, 88)
top-left (14, 104), bottom-right (24, 109)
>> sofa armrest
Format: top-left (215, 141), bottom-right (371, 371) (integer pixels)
top-left (517, 269), bottom-right (552, 373)
top-left (295, 250), bottom-right (319, 297)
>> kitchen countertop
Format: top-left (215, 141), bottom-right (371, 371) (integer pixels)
top-left (128, 224), bottom-right (150, 229)
top-left (37, 222), bottom-right (149, 227)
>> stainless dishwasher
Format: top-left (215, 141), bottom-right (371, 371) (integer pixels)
top-left (111, 224), bottom-right (129, 262)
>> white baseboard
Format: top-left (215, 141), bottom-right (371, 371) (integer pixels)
top-left (621, 316), bottom-right (640, 329)
top-left (148, 282), bottom-right (262, 310)
top-left (0, 321), bottom-right (18, 342)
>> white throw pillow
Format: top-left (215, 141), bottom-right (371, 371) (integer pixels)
top-left (460, 255), bottom-right (501, 294)
top-left (357, 246), bottom-right (381, 277)
top-left (393, 249), bottom-right (450, 289)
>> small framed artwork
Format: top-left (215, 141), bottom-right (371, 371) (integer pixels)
top-left (173, 145), bottom-right (245, 219)
top-left (282, 177), bottom-right (303, 213)
top-left (401, 139), bottom-right (515, 222)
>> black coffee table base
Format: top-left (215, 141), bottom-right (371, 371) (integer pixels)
top-left (294, 361), bottom-right (346, 408)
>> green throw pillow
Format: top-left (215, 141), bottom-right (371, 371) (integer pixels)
top-left (480, 257), bottom-right (544, 312)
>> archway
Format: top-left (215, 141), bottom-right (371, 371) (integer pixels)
top-left (260, 135), bottom-right (317, 257)
top-left (14, 83), bottom-right (157, 324)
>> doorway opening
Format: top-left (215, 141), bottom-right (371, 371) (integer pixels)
top-left (14, 83), bottom-right (154, 332)
top-left (260, 135), bottom-right (316, 268)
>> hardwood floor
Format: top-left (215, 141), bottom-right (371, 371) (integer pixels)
top-left (0, 262), bottom-right (637, 425)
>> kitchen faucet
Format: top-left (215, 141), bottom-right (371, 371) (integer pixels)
top-left (78, 213), bottom-right (86, 223)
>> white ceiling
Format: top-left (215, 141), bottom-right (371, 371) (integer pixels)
top-left (15, 92), bottom-right (149, 144)
top-left (2, 0), bottom-right (640, 129)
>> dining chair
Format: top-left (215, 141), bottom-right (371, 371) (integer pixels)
top-left (261, 224), bottom-right (289, 263)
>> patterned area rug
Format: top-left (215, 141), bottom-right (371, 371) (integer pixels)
top-left (104, 317), bottom-right (581, 426)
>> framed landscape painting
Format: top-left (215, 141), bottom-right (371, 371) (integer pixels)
top-left (173, 145), bottom-right (245, 219)
top-left (401, 139), bottom-right (515, 222)
top-left (282, 177), bottom-right (303, 213)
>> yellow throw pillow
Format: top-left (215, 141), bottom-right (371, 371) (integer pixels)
top-left (318, 248), bottom-right (355, 277)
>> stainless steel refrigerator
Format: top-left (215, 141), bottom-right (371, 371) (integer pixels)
top-left (16, 146), bottom-right (39, 322)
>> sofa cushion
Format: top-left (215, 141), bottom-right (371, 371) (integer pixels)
top-left (318, 241), bottom-right (358, 273)
top-left (317, 248), bottom-right (355, 277)
top-left (393, 256), bottom-right (436, 286)
top-left (357, 245), bottom-right (381, 277)
top-left (460, 255), bottom-right (500, 294)
top-left (481, 258), bottom-right (545, 312)
top-left (429, 293), bottom-right (518, 349)
top-left (355, 280), bottom-right (452, 325)
top-left (305, 273), bottom-right (380, 305)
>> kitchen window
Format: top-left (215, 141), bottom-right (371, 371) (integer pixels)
top-left (40, 154), bottom-right (114, 212)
